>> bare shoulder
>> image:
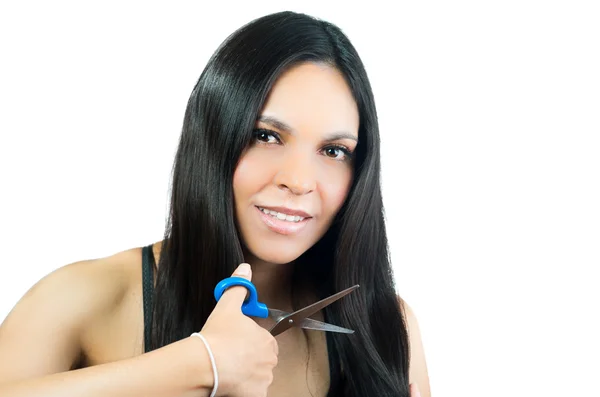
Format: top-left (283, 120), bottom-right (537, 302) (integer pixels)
top-left (0, 246), bottom-right (144, 384)
top-left (398, 297), bottom-right (431, 397)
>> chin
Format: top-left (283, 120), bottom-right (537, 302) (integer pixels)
top-left (246, 248), bottom-right (305, 265)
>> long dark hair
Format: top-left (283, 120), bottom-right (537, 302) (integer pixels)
top-left (149, 11), bottom-right (410, 396)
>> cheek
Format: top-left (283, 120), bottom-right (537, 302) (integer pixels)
top-left (232, 156), bottom-right (248, 198)
top-left (319, 164), bottom-right (353, 215)
top-left (232, 150), bottom-right (273, 203)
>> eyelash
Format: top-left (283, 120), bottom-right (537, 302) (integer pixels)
top-left (251, 128), bottom-right (354, 161)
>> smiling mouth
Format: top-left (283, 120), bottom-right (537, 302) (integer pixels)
top-left (256, 206), bottom-right (311, 223)
top-left (254, 205), bottom-right (312, 236)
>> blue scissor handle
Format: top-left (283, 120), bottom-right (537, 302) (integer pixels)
top-left (214, 277), bottom-right (269, 318)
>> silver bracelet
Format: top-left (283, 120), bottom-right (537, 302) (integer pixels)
top-left (191, 332), bottom-right (218, 397)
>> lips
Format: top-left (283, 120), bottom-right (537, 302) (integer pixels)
top-left (254, 205), bottom-right (311, 235)
top-left (256, 205), bottom-right (312, 218)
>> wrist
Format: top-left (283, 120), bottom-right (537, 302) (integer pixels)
top-left (190, 333), bottom-right (219, 397)
top-left (180, 336), bottom-right (216, 393)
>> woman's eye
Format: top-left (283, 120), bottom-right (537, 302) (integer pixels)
top-left (253, 129), bottom-right (279, 144)
top-left (323, 146), bottom-right (350, 160)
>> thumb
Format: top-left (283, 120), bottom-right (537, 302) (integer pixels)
top-left (218, 263), bottom-right (253, 306)
top-left (232, 263), bottom-right (252, 279)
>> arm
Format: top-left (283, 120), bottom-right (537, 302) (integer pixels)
top-left (0, 258), bottom-right (213, 397)
top-left (0, 338), bottom-right (213, 397)
top-left (401, 299), bottom-right (431, 397)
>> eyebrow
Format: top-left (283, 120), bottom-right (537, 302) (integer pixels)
top-left (257, 115), bottom-right (358, 142)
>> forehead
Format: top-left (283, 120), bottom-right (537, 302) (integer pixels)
top-left (259, 62), bottom-right (359, 134)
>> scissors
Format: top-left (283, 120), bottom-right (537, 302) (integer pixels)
top-left (214, 277), bottom-right (359, 336)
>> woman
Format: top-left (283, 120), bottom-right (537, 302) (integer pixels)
top-left (0, 11), bottom-right (429, 397)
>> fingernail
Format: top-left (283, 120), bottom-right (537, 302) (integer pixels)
top-left (236, 263), bottom-right (250, 276)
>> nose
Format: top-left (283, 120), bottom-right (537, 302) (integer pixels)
top-left (273, 150), bottom-right (316, 195)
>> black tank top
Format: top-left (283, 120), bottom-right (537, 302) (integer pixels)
top-left (141, 244), bottom-right (341, 394)
top-left (141, 244), bottom-right (155, 351)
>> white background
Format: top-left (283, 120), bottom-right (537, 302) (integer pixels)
top-left (1, 1), bottom-right (599, 395)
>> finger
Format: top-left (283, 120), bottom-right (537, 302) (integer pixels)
top-left (409, 383), bottom-right (421, 397)
top-left (218, 263), bottom-right (253, 306)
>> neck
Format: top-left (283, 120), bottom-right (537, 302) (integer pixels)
top-left (243, 251), bottom-right (296, 311)
top-left (154, 240), bottom-right (299, 310)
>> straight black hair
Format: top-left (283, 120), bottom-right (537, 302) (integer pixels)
top-left (149, 11), bottom-right (410, 396)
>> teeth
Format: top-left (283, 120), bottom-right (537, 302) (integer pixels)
top-left (258, 207), bottom-right (305, 222)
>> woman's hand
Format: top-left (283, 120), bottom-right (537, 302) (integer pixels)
top-left (197, 263), bottom-right (278, 397)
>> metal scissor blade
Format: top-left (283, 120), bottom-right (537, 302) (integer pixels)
top-left (297, 317), bottom-right (354, 334)
top-left (268, 308), bottom-right (290, 323)
top-left (269, 285), bottom-right (359, 336)
top-left (268, 309), bottom-right (354, 334)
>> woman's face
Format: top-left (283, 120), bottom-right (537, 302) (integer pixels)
top-left (233, 62), bottom-right (360, 265)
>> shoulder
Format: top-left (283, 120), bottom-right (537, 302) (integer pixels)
top-left (398, 297), bottom-right (421, 337)
top-left (398, 297), bottom-right (431, 397)
top-left (0, 246), bottom-right (145, 381)
top-left (27, 247), bottom-right (142, 315)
